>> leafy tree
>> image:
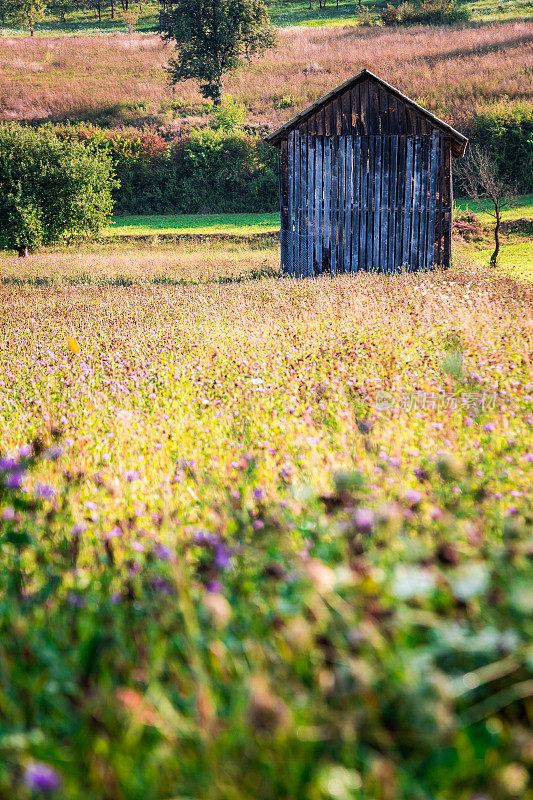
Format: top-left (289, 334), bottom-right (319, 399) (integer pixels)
top-left (7, 0), bottom-right (47, 35)
top-left (461, 145), bottom-right (516, 268)
top-left (50, 0), bottom-right (72, 22)
top-left (161, 0), bottom-right (275, 105)
top-left (0, 124), bottom-right (118, 257)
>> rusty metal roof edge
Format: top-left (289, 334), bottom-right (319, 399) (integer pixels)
top-left (264, 68), bottom-right (468, 156)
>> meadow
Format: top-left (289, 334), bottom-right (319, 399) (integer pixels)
top-left (1, 20), bottom-right (531, 132)
top-left (1, 235), bottom-right (532, 798)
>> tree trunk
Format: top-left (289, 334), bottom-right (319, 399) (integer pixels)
top-left (30, 20), bottom-right (34, 35)
top-left (110, 0), bottom-right (114, 18)
top-left (490, 207), bottom-right (500, 267)
top-left (18, 246), bottom-right (29, 258)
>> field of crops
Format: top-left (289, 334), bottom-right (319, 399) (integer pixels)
top-left (1, 238), bottom-right (532, 799)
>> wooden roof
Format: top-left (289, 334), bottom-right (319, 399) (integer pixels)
top-left (265, 69), bottom-right (468, 157)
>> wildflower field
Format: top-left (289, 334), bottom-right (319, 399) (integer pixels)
top-left (0, 241), bottom-right (532, 799)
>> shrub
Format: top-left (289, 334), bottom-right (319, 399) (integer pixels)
top-left (0, 124), bottom-right (117, 255)
top-left (381, 0), bottom-right (470, 25)
top-left (213, 94), bottom-right (247, 133)
top-left (466, 104), bottom-right (533, 195)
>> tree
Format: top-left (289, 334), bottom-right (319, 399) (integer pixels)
top-left (161, 0), bottom-right (275, 105)
top-left (7, 0), bottom-right (46, 35)
top-left (461, 145), bottom-right (516, 268)
top-left (0, 125), bottom-right (118, 257)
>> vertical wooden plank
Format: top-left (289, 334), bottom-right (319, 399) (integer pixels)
top-left (402, 136), bottom-right (414, 268)
top-left (389, 95), bottom-right (399, 135)
top-left (294, 130), bottom-right (300, 278)
top-left (397, 99), bottom-right (407, 135)
top-left (341, 91), bottom-right (350, 135)
top-left (426, 131), bottom-right (439, 270)
top-left (378, 86), bottom-right (389, 135)
top-left (351, 84), bottom-right (359, 132)
top-left (443, 139), bottom-right (452, 269)
top-left (344, 135), bottom-right (352, 272)
top-left (394, 133), bottom-right (405, 270)
top-left (373, 135), bottom-right (382, 270)
top-left (352, 136), bottom-right (360, 272)
top-left (331, 136), bottom-right (338, 276)
top-left (380, 134), bottom-right (389, 271)
top-left (323, 137), bottom-right (331, 273)
top-left (388, 134), bottom-right (398, 273)
top-left (370, 82), bottom-right (379, 133)
top-left (307, 137), bottom-right (314, 277)
top-left (359, 135), bottom-right (368, 270)
top-left (338, 136), bottom-right (345, 272)
top-left (300, 133), bottom-right (307, 277)
top-left (287, 132), bottom-right (295, 276)
top-left (315, 136), bottom-right (323, 276)
top-left (409, 136), bottom-right (422, 270)
top-left (360, 81), bottom-right (369, 135)
top-left (419, 136), bottom-right (431, 270)
top-left (366, 135), bottom-right (375, 269)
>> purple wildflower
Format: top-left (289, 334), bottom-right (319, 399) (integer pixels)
top-left (404, 488), bottom-right (422, 505)
top-left (253, 488), bottom-right (267, 501)
top-left (252, 519), bottom-right (264, 531)
top-left (154, 543), bottom-right (172, 560)
top-left (2, 506), bottom-right (15, 520)
top-left (523, 452), bottom-right (533, 463)
top-left (214, 543), bottom-right (232, 569)
top-left (150, 576), bottom-right (174, 595)
top-left (45, 445), bottom-right (63, 461)
top-left (353, 507), bottom-right (375, 534)
top-left (18, 444), bottom-right (33, 459)
top-left (483, 422), bottom-right (495, 433)
top-left (131, 541), bottom-right (145, 553)
top-left (70, 522), bottom-right (87, 536)
top-left (206, 579), bottom-right (222, 593)
top-left (124, 469), bottom-right (140, 482)
top-left (68, 593), bottom-right (86, 609)
top-left (35, 483), bottom-right (55, 500)
top-left (23, 763), bottom-right (61, 793)
top-left (106, 526), bottom-right (122, 540)
top-left (0, 457), bottom-right (17, 472)
top-left (5, 470), bottom-right (24, 490)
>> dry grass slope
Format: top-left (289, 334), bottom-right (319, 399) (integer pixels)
top-left (0, 20), bottom-right (531, 130)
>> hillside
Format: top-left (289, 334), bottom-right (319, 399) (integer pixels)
top-left (1, 20), bottom-right (531, 134)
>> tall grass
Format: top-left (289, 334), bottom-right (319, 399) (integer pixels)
top-left (0, 20), bottom-right (531, 131)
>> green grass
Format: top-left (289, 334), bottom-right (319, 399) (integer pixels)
top-left (105, 196), bottom-right (532, 240)
top-left (455, 193), bottom-right (533, 224)
top-left (461, 239), bottom-right (533, 280)
top-left (106, 212), bottom-right (281, 237)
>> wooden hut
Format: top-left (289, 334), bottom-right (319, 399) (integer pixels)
top-left (265, 69), bottom-right (467, 277)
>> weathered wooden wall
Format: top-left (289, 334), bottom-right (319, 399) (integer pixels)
top-left (281, 130), bottom-right (452, 276)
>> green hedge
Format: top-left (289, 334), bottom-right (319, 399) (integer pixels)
top-left (381, 0), bottom-right (470, 25)
top-left (49, 124), bottom-right (279, 215)
top-left (466, 105), bottom-right (533, 195)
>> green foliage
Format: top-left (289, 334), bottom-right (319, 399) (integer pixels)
top-left (213, 94), bottom-right (247, 132)
top-left (0, 124), bottom-right (117, 255)
top-left (162, 0), bottom-right (276, 103)
top-left (468, 104), bottom-right (533, 195)
top-left (0, 434), bottom-right (532, 798)
top-left (4, 0), bottom-right (46, 33)
top-left (47, 123), bottom-right (278, 214)
top-left (381, 0), bottom-right (470, 24)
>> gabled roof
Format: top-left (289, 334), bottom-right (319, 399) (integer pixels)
top-left (265, 69), bottom-right (468, 157)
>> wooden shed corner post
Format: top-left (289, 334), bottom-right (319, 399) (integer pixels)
top-left (280, 140), bottom-right (291, 275)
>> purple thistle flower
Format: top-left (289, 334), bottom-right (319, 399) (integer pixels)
top-left (154, 543), bottom-right (172, 560)
top-left (0, 457), bottom-right (17, 472)
top-left (353, 507), bottom-right (375, 534)
top-left (253, 488), bottom-right (267, 501)
top-left (404, 488), bottom-right (422, 505)
top-left (124, 469), bottom-right (140, 482)
top-left (70, 522), bottom-right (87, 536)
top-left (252, 519), bottom-right (264, 531)
top-left (524, 452), bottom-right (533, 463)
top-left (214, 543), bottom-right (232, 569)
top-left (23, 762), bottom-right (61, 793)
top-left (35, 483), bottom-right (55, 500)
top-left (106, 526), bottom-right (122, 540)
top-left (18, 444), bottom-right (33, 459)
top-left (5, 470), bottom-right (24, 490)
top-left (206, 579), bottom-right (222, 593)
top-left (482, 422), bottom-right (495, 433)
